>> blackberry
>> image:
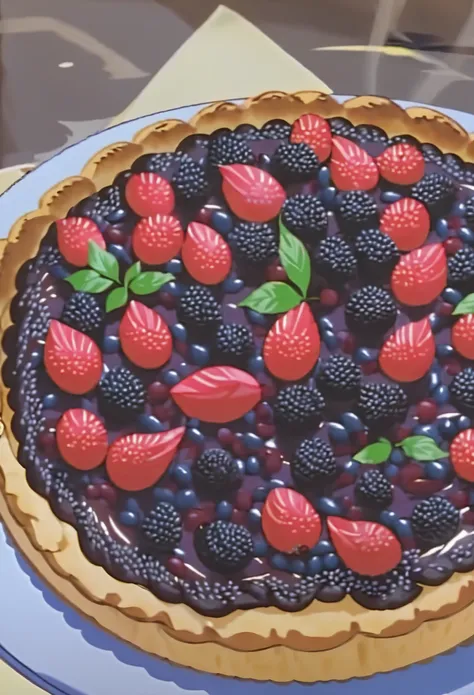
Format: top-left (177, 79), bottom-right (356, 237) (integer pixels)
top-left (179, 285), bottom-right (222, 329)
top-left (314, 236), bottom-right (356, 283)
top-left (411, 496), bottom-right (459, 547)
top-left (195, 520), bottom-right (253, 573)
top-left (193, 449), bottom-right (243, 492)
top-left (441, 153), bottom-right (465, 180)
top-left (317, 355), bottom-right (361, 399)
top-left (61, 293), bottom-right (104, 335)
top-left (216, 323), bottom-right (253, 361)
top-left (141, 502), bottom-right (182, 550)
top-left (358, 382), bottom-right (408, 428)
top-left (450, 367), bottom-right (474, 410)
top-left (337, 191), bottom-right (379, 234)
top-left (273, 142), bottom-right (319, 179)
top-left (172, 154), bottom-right (208, 199)
top-left (345, 285), bottom-right (397, 333)
top-left (354, 125), bottom-right (388, 145)
top-left (291, 437), bottom-right (336, 485)
top-left (274, 384), bottom-right (325, 428)
top-left (465, 195), bottom-right (474, 226)
top-left (281, 194), bottom-right (328, 239)
top-left (420, 143), bottom-right (443, 164)
top-left (92, 185), bottom-right (126, 221)
top-left (354, 228), bottom-right (400, 280)
top-left (99, 367), bottom-right (146, 419)
top-left (355, 470), bottom-right (393, 509)
top-left (448, 247), bottom-right (474, 290)
top-left (131, 152), bottom-right (175, 174)
top-left (229, 221), bottom-right (278, 264)
top-left (328, 117), bottom-right (357, 140)
top-left (411, 172), bottom-right (456, 213)
top-left (208, 132), bottom-right (254, 167)
top-left (390, 134), bottom-right (420, 148)
top-left (260, 120), bottom-right (292, 140)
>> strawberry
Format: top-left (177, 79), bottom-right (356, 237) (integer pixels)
top-left (290, 114), bottom-right (332, 161)
top-left (56, 217), bottom-right (105, 267)
top-left (56, 409), bottom-right (108, 471)
top-left (379, 318), bottom-right (435, 382)
top-left (125, 172), bottom-right (175, 217)
top-left (452, 313), bottom-right (474, 359)
top-left (44, 320), bottom-right (102, 394)
top-left (219, 164), bottom-right (286, 223)
top-left (262, 488), bottom-right (321, 554)
top-left (380, 198), bottom-right (430, 251)
top-left (132, 213), bottom-right (184, 265)
top-left (376, 143), bottom-right (424, 186)
top-left (119, 300), bottom-right (172, 369)
top-left (329, 136), bottom-right (379, 191)
top-left (327, 517), bottom-right (402, 576)
top-left (391, 243), bottom-right (447, 306)
top-left (263, 302), bottom-right (320, 381)
top-left (106, 427), bottom-right (185, 491)
top-left (182, 222), bottom-right (232, 285)
top-left (450, 429), bottom-right (474, 482)
top-left (170, 366), bottom-right (261, 423)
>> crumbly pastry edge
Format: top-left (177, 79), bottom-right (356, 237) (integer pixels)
top-left (1, 91), bottom-right (474, 681)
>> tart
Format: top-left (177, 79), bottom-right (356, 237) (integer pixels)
top-left (3, 92), bottom-right (474, 682)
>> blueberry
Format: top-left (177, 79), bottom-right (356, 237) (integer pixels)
top-left (171, 324), bottom-right (187, 341)
top-left (460, 227), bottom-right (474, 245)
top-left (51, 265), bottom-right (69, 280)
top-left (189, 344), bottom-right (209, 366)
top-left (390, 449), bottom-right (405, 465)
top-left (243, 433), bottom-right (264, 450)
top-left (268, 479), bottom-right (285, 489)
top-left (223, 277), bottom-right (244, 293)
top-left (453, 201), bottom-right (466, 216)
top-left (438, 418), bottom-right (458, 440)
top-left (379, 510), bottom-right (398, 528)
top-left (165, 259), bottom-right (182, 274)
top-left (258, 154), bottom-right (272, 170)
top-left (177, 362), bottom-right (193, 377)
top-left (216, 501), bottom-right (233, 520)
top-left (188, 428), bottom-right (205, 444)
top-left (175, 489), bottom-right (198, 510)
top-left (343, 459), bottom-right (360, 475)
top-left (442, 288), bottom-right (463, 305)
top-left (311, 540), bottom-right (334, 556)
top-left (247, 309), bottom-right (267, 326)
top-left (322, 330), bottom-right (338, 349)
top-left (434, 385), bottom-right (450, 405)
top-left (248, 508), bottom-right (262, 528)
top-left (125, 497), bottom-right (143, 519)
top-left (319, 187), bottom-right (337, 208)
top-left (137, 414), bottom-right (165, 433)
top-left (318, 317), bottom-right (333, 331)
top-left (429, 314), bottom-right (442, 332)
top-left (254, 539), bottom-right (269, 557)
top-left (380, 191), bottom-right (402, 203)
top-left (429, 370), bottom-right (441, 392)
top-left (163, 370), bottom-right (180, 386)
top-left (271, 553), bottom-right (289, 571)
top-left (469, 489), bottom-right (474, 506)
top-left (252, 486), bottom-right (268, 502)
top-left (248, 355), bottom-right (265, 374)
top-left (188, 418), bottom-right (200, 428)
top-left (435, 218), bottom-right (449, 240)
top-left (108, 244), bottom-right (132, 265)
top-left (384, 463), bottom-right (400, 481)
top-left (290, 558), bottom-right (306, 574)
top-left (425, 460), bottom-right (450, 480)
top-left (354, 347), bottom-right (378, 364)
top-left (436, 344), bottom-right (454, 359)
top-left (340, 412), bottom-right (363, 432)
top-left (414, 423), bottom-right (441, 443)
top-left (323, 553), bottom-right (340, 570)
top-left (235, 459), bottom-right (246, 475)
top-left (458, 415), bottom-right (472, 430)
top-left (318, 166), bottom-right (331, 188)
top-left (119, 511), bottom-right (139, 526)
top-left (30, 351), bottom-right (42, 368)
top-left (153, 488), bottom-right (175, 504)
top-left (211, 210), bottom-right (233, 236)
top-left (316, 497), bottom-right (341, 515)
top-left (307, 556), bottom-right (323, 575)
top-left (164, 281), bottom-right (182, 297)
top-left (392, 518), bottom-right (412, 537)
top-left (328, 422), bottom-right (349, 444)
top-left (246, 456), bottom-right (260, 475)
top-left (173, 464), bottom-right (192, 487)
top-left (42, 393), bottom-right (58, 409)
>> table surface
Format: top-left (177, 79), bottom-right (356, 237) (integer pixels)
top-left (2, 0), bottom-right (474, 167)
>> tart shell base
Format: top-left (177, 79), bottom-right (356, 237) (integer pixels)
top-left (2, 92), bottom-right (474, 681)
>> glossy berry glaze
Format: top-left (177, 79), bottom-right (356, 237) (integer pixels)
top-left (5, 115), bottom-right (474, 617)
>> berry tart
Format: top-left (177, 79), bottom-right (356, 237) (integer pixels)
top-left (3, 91), bottom-right (474, 682)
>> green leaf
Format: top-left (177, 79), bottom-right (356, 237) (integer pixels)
top-left (88, 241), bottom-right (119, 282)
top-left (353, 439), bottom-right (392, 465)
top-left (278, 219), bottom-right (310, 297)
top-left (130, 272), bottom-right (174, 295)
top-left (453, 293), bottom-right (474, 315)
top-left (239, 282), bottom-right (303, 314)
top-left (106, 286), bottom-right (128, 312)
top-left (124, 261), bottom-right (141, 288)
top-left (66, 269), bottom-right (114, 293)
top-left (398, 436), bottom-right (447, 461)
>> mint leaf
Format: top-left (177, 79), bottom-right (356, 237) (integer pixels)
top-left (106, 286), bottom-right (128, 312)
top-left (453, 293), bottom-right (474, 315)
top-left (279, 219), bottom-right (310, 297)
top-left (398, 436), bottom-right (447, 461)
top-left (66, 269), bottom-right (114, 293)
top-left (124, 261), bottom-right (141, 288)
top-left (130, 272), bottom-right (174, 295)
top-left (88, 241), bottom-right (119, 283)
top-left (353, 439), bottom-right (392, 465)
top-left (239, 282), bottom-right (302, 314)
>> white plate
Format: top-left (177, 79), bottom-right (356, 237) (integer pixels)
top-left (2, 99), bottom-right (474, 695)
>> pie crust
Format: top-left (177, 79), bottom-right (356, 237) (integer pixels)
top-left (2, 91), bottom-right (474, 682)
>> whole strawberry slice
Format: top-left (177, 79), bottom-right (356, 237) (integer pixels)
top-left (263, 302), bottom-right (320, 381)
top-left (329, 136), bottom-right (379, 191)
top-left (450, 428), bottom-right (474, 482)
top-left (220, 164), bottom-right (286, 223)
top-left (391, 243), bottom-right (447, 306)
top-left (182, 222), bottom-right (232, 285)
top-left (45, 320), bottom-right (102, 394)
top-left (106, 427), bottom-right (185, 491)
top-left (57, 217), bottom-right (105, 267)
top-left (327, 517), bottom-right (402, 576)
top-left (290, 114), bottom-right (332, 161)
top-left (125, 172), bottom-right (175, 217)
top-left (376, 143), bottom-right (424, 186)
top-left (379, 318), bottom-right (435, 382)
top-left (380, 198), bottom-right (430, 251)
top-left (262, 488), bottom-right (321, 554)
top-left (56, 408), bottom-right (108, 470)
top-left (170, 366), bottom-right (261, 423)
top-left (452, 313), bottom-right (474, 359)
top-left (119, 300), bottom-right (172, 369)
top-left (132, 213), bottom-right (184, 265)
